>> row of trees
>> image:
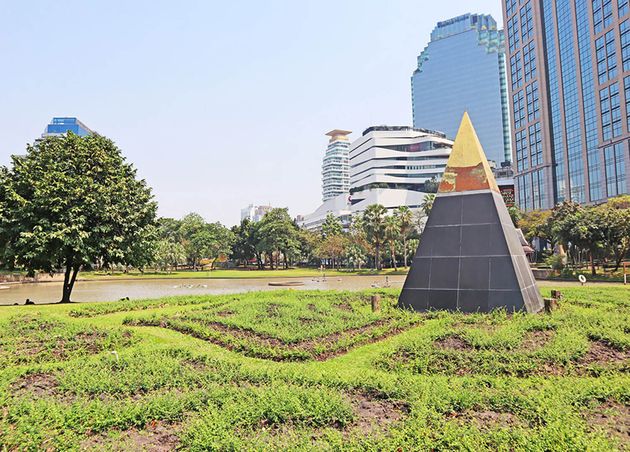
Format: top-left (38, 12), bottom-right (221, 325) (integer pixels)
top-left (518, 196), bottom-right (630, 275)
top-left (228, 204), bottom-right (429, 272)
top-left (153, 214), bottom-right (233, 271)
top-left (158, 202), bottom-right (433, 273)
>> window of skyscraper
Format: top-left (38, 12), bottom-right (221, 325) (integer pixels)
top-left (593, 0), bottom-right (613, 34)
top-left (510, 53), bottom-right (523, 90)
top-left (599, 83), bottom-right (621, 140)
top-left (520, 3), bottom-right (534, 41)
top-left (604, 143), bottom-right (627, 196)
top-left (621, 20), bottom-right (630, 70)
top-left (526, 81), bottom-right (540, 121)
top-left (513, 90), bottom-right (526, 130)
top-left (595, 30), bottom-right (618, 83)
top-left (507, 15), bottom-right (520, 53)
top-left (528, 122), bottom-right (542, 167)
top-left (506, 0), bottom-right (518, 17)
top-left (620, 0), bottom-right (630, 17)
top-left (523, 41), bottom-right (537, 81)
top-left (515, 129), bottom-right (528, 172)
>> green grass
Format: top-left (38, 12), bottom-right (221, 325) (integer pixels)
top-left (1, 286), bottom-right (629, 450)
top-left (80, 267), bottom-right (407, 280)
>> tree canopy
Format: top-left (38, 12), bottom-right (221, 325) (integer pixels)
top-left (0, 132), bottom-right (157, 302)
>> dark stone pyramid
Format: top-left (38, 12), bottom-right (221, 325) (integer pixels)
top-left (398, 113), bottom-right (543, 313)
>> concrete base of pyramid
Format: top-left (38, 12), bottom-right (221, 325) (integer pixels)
top-left (398, 190), bottom-right (544, 313)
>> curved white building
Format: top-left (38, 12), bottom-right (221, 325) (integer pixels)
top-left (349, 126), bottom-right (453, 212)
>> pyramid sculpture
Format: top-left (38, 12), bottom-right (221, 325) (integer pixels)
top-left (398, 113), bottom-right (543, 313)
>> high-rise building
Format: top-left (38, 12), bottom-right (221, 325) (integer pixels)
top-left (240, 204), bottom-right (272, 223)
top-left (411, 14), bottom-right (512, 165)
top-left (322, 130), bottom-right (351, 202)
top-left (42, 117), bottom-right (93, 137)
top-left (349, 126), bottom-right (453, 212)
top-left (299, 126), bottom-right (453, 230)
top-left (502, 0), bottom-right (630, 210)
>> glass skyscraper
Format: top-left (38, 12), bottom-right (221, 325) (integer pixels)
top-left (42, 117), bottom-right (93, 137)
top-left (503, 0), bottom-right (630, 210)
top-left (411, 14), bottom-right (512, 165)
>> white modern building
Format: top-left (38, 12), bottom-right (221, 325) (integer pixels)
top-left (240, 204), bottom-right (272, 223)
top-left (322, 129), bottom-right (351, 202)
top-left (349, 126), bottom-right (452, 212)
top-left (300, 126), bottom-right (453, 230)
top-left (298, 193), bottom-right (352, 232)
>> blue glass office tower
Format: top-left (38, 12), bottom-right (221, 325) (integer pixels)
top-left (411, 14), bottom-right (512, 165)
top-left (42, 117), bottom-right (93, 137)
top-left (503, 0), bottom-right (630, 210)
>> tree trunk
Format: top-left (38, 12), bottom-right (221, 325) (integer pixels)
top-left (403, 237), bottom-right (408, 268)
top-left (590, 252), bottom-right (596, 276)
top-left (375, 243), bottom-right (381, 270)
top-left (613, 246), bottom-right (628, 271)
top-left (60, 262), bottom-right (72, 303)
top-left (390, 245), bottom-right (397, 270)
top-left (60, 262), bottom-right (80, 303)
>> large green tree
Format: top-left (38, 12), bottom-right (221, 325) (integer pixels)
top-left (551, 202), bottom-right (603, 275)
top-left (200, 222), bottom-right (235, 269)
top-left (384, 215), bottom-right (400, 270)
top-left (0, 132), bottom-right (157, 302)
top-left (154, 238), bottom-right (186, 272)
top-left (321, 213), bottom-right (343, 238)
top-left (421, 193), bottom-right (435, 216)
top-left (231, 219), bottom-right (258, 267)
top-left (179, 212), bottom-right (206, 269)
top-left (362, 204), bottom-right (387, 270)
top-left (595, 197), bottom-right (630, 270)
top-left (256, 208), bottom-right (300, 269)
top-left (394, 206), bottom-right (414, 267)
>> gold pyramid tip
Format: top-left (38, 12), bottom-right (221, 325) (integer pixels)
top-left (438, 112), bottom-right (500, 194)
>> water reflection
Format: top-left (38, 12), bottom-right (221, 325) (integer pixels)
top-left (0, 275), bottom-right (407, 305)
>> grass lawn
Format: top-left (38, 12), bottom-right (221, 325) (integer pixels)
top-left (79, 267), bottom-right (408, 280)
top-left (0, 286), bottom-right (628, 450)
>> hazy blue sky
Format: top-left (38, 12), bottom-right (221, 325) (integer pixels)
top-left (0, 0), bottom-right (503, 226)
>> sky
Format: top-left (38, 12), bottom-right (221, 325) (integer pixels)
top-left (0, 0), bottom-right (503, 226)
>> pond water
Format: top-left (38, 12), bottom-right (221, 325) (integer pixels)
top-left (0, 275), bottom-right (408, 305)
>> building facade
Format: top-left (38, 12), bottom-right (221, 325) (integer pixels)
top-left (349, 126), bottom-right (453, 213)
top-left (42, 117), bottom-right (93, 137)
top-left (322, 130), bottom-right (351, 202)
top-left (502, 0), bottom-right (630, 210)
top-left (411, 14), bottom-right (512, 165)
top-left (240, 204), bottom-right (272, 223)
top-left (299, 126), bottom-right (453, 230)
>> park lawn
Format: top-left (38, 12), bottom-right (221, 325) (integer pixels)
top-left (0, 286), bottom-right (629, 450)
top-left (79, 267), bottom-right (408, 280)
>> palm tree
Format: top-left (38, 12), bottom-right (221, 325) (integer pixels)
top-left (384, 215), bottom-right (400, 270)
top-left (421, 193), bottom-right (436, 216)
top-left (394, 206), bottom-right (414, 267)
top-left (362, 204), bottom-right (387, 270)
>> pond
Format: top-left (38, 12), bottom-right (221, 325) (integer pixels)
top-left (0, 275), bottom-right (408, 305)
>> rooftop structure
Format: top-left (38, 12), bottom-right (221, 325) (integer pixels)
top-left (42, 117), bottom-right (93, 138)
